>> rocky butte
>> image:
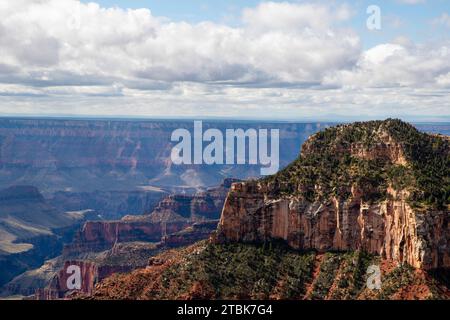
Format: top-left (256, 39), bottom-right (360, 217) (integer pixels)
top-left (217, 119), bottom-right (449, 270)
top-left (81, 120), bottom-right (449, 300)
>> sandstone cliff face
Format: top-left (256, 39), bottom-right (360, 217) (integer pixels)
top-left (63, 220), bottom-right (190, 255)
top-left (35, 260), bottom-right (133, 299)
top-left (145, 178), bottom-right (236, 223)
top-left (217, 121), bottom-right (449, 270)
top-left (13, 182), bottom-right (231, 299)
top-left (32, 220), bottom-right (220, 300)
top-left (64, 179), bottom-right (234, 255)
top-left (217, 181), bottom-right (448, 269)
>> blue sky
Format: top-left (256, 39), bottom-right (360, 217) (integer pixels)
top-left (85, 0), bottom-right (450, 47)
top-left (0, 1), bottom-right (449, 120)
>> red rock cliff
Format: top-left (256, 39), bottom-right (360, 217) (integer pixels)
top-left (217, 181), bottom-right (448, 269)
top-left (217, 120), bottom-right (449, 270)
top-left (64, 220), bottom-right (190, 254)
top-left (35, 260), bottom-right (133, 300)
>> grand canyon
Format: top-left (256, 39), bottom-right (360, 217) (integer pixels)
top-left (0, 117), bottom-right (329, 296)
top-left (0, 118), bottom-right (448, 300)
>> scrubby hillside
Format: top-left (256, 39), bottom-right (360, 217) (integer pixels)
top-left (88, 241), bottom-right (449, 300)
top-left (266, 119), bottom-right (449, 210)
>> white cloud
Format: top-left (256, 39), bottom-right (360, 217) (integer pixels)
top-left (0, 1), bottom-right (359, 88)
top-left (436, 72), bottom-right (450, 88)
top-left (323, 42), bottom-right (450, 89)
top-left (0, 0), bottom-right (448, 120)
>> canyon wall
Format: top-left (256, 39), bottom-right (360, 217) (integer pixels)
top-left (0, 118), bottom-right (324, 195)
top-left (34, 260), bottom-right (134, 299)
top-left (217, 121), bottom-right (450, 270)
top-left (217, 181), bottom-right (449, 269)
top-left (0, 186), bottom-right (90, 287)
top-left (64, 179), bottom-right (233, 255)
top-left (2, 180), bottom-right (231, 298)
top-left (63, 220), bottom-right (190, 255)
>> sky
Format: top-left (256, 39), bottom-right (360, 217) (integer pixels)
top-left (0, 0), bottom-right (449, 121)
top-left (89, 0), bottom-right (450, 47)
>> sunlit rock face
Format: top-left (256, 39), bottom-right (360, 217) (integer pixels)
top-left (218, 120), bottom-right (449, 270)
top-left (218, 181), bottom-right (448, 269)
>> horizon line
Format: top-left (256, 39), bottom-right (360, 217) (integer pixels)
top-left (0, 114), bottom-right (450, 124)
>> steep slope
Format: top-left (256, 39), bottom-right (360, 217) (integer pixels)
top-left (64, 179), bottom-right (234, 255)
top-left (0, 186), bottom-right (77, 250)
top-left (2, 180), bottom-right (234, 298)
top-left (0, 186), bottom-right (91, 287)
top-left (87, 241), bottom-right (449, 300)
top-left (217, 119), bottom-right (449, 269)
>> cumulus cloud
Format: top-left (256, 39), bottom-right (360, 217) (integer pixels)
top-left (324, 42), bottom-right (450, 89)
top-left (0, 1), bottom-right (359, 88)
top-left (0, 0), bottom-right (448, 120)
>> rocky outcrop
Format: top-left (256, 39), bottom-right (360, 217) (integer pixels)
top-left (63, 179), bottom-right (235, 255)
top-left (35, 260), bottom-right (134, 299)
top-left (33, 220), bottom-right (219, 300)
top-left (63, 220), bottom-right (190, 255)
top-left (217, 181), bottom-right (448, 269)
top-left (145, 178), bottom-right (238, 223)
top-left (163, 221), bottom-right (219, 248)
top-left (217, 120), bottom-right (450, 270)
top-left (2, 180), bottom-right (234, 298)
